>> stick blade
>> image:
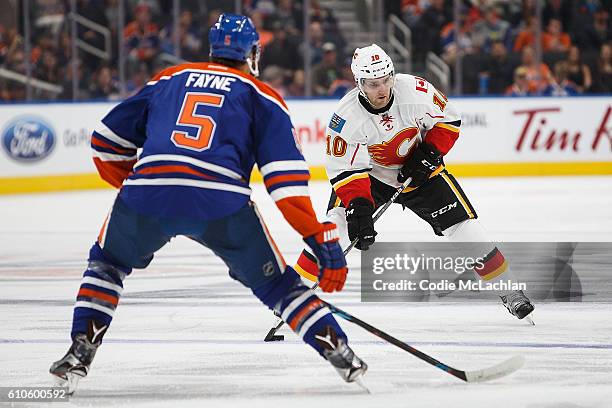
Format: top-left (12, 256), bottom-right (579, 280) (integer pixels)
top-left (263, 328), bottom-right (284, 342)
top-left (464, 355), bottom-right (525, 383)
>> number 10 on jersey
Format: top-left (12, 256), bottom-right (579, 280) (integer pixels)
top-left (171, 92), bottom-right (225, 152)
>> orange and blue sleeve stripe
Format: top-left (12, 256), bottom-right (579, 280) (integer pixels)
top-left (91, 126), bottom-right (139, 188)
top-left (259, 160), bottom-right (322, 237)
top-left (259, 160), bottom-right (311, 201)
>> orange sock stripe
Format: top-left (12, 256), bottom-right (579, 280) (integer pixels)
top-left (288, 299), bottom-right (323, 331)
top-left (78, 288), bottom-right (119, 306)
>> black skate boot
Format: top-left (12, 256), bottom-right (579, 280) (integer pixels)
top-left (50, 320), bottom-right (107, 395)
top-left (315, 326), bottom-right (367, 383)
top-left (501, 290), bottom-right (535, 321)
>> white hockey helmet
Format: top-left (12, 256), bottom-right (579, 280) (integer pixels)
top-left (351, 44), bottom-right (394, 82)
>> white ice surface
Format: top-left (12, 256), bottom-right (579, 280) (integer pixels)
top-left (1, 177), bottom-right (611, 408)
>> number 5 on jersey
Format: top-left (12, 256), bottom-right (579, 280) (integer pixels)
top-left (171, 92), bottom-right (224, 151)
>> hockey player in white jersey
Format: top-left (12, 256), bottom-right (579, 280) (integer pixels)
top-left (294, 44), bottom-right (534, 320)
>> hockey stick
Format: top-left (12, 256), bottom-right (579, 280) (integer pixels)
top-left (326, 302), bottom-right (525, 382)
top-left (264, 177), bottom-right (412, 342)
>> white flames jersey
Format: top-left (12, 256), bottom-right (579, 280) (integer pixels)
top-left (325, 74), bottom-right (460, 190)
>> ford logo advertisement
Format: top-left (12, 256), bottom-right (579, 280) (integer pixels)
top-left (2, 116), bottom-right (56, 162)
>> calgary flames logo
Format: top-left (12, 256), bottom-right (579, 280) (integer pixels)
top-left (368, 127), bottom-right (419, 167)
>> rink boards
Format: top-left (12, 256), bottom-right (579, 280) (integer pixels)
top-left (0, 96), bottom-right (611, 194)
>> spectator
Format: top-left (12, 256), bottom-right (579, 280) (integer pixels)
top-left (513, 15), bottom-right (536, 52)
top-left (126, 66), bottom-right (149, 96)
top-left (505, 66), bottom-right (535, 96)
top-left (328, 64), bottom-right (354, 97)
top-left (542, 18), bottom-right (571, 52)
top-left (542, 0), bottom-right (572, 33)
top-left (59, 61), bottom-right (89, 100)
top-left (519, 45), bottom-right (554, 94)
top-left (312, 42), bottom-right (341, 96)
top-left (473, 5), bottom-right (511, 52)
top-left (261, 65), bottom-right (288, 97)
top-left (565, 45), bottom-right (592, 93)
top-left (35, 50), bottom-right (60, 84)
top-left (248, 11), bottom-right (273, 49)
top-left (573, 7), bottom-right (611, 52)
top-left (160, 10), bottom-right (202, 61)
top-left (440, 14), bottom-right (478, 65)
top-left (542, 61), bottom-right (579, 96)
top-left (260, 21), bottom-right (303, 71)
top-left (89, 66), bottom-right (120, 100)
top-left (286, 69), bottom-right (305, 97)
top-left (269, 0), bottom-right (303, 36)
top-left (0, 26), bottom-right (21, 67)
top-left (400, 0), bottom-right (423, 29)
top-left (591, 43), bottom-right (612, 93)
top-left (414, 0), bottom-right (451, 62)
top-left (300, 21), bottom-right (326, 65)
top-left (311, 0), bottom-right (345, 57)
top-left (124, 3), bottom-right (160, 73)
top-left (481, 40), bottom-right (516, 94)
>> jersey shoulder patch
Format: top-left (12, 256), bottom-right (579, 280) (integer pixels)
top-left (329, 113), bottom-right (347, 133)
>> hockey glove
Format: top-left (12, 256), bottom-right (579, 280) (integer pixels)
top-left (397, 142), bottom-right (443, 187)
top-left (304, 222), bottom-right (348, 293)
top-left (346, 198), bottom-right (377, 251)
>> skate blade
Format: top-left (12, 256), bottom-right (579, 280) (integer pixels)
top-left (524, 313), bottom-right (535, 326)
top-left (353, 376), bottom-right (371, 394)
top-left (51, 372), bottom-right (81, 396)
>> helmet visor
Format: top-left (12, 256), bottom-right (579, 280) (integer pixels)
top-left (360, 73), bottom-right (394, 92)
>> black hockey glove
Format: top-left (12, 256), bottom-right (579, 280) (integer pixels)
top-left (397, 142), bottom-right (443, 187)
top-left (346, 198), bottom-right (377, 251)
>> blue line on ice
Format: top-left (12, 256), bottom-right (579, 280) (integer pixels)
top-left (2, 338), bottom-right (610, 349)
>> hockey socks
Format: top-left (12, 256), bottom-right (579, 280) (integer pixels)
top-left (71, 243), bottom-right (129, 339)
top-left (443, 219), bottom-right (519, 292)
top-left (253, 267), bottom-right (348, 356)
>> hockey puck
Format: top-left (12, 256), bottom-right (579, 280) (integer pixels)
top-left (264, 334), bottom-right (284, 342)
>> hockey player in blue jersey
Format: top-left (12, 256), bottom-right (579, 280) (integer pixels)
top-left (50, 13), bottom-right (367, 394)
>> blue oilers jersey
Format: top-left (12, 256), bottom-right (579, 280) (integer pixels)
top-left (91, 63), bottom-right (310, 220)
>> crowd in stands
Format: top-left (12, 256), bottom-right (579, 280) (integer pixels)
top-left (0, 0), bottom-right (610, 102)
top-left (388, 0), bottom-right (611, 95)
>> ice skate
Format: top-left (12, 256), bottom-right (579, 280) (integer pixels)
top-left (501, 290), bottom-right (535, 324)
top-left (315, 326), bottom-right (368, 384)
top-left (50, 321), bottom-right (106, 395)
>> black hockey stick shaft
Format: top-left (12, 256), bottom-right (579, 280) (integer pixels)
top-left (264, 178), bottom-right (412, 340)
top-left (325, 302), bottom-right (468, 381)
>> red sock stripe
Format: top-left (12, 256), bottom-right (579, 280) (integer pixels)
top-left (288, 299), bottom-right (323, 331)
top-left (78, 288), bottom-right (119, 306)
top-left (474, 248), bottom-right (505, 278)
top-left (297, 251), bottom-right (320, 277)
